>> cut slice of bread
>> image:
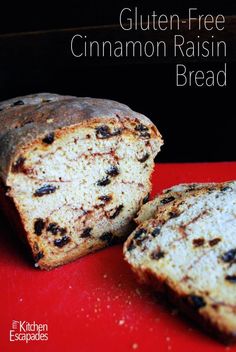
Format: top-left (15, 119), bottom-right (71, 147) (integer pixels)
top-left (0, 93), bottom-right (163, 269)
top-left (135, 182), bottom-right (217, 225)
top-left (124, 181), bottom-right (236, 343)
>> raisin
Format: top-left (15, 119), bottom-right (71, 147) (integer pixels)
top-left (47, 223), bottom-right (66, 235)
top-left (34, 218), bottom-right (45, 236)
top-left (221, 186), bottom-right (233, 192)
top-left (42, 132), bottom-right (54, 144)
top-left (35, 251), bottom-right (44, 262)
top-left (189, 295), bottom-right (206, 309)
top-left (127, 241), bottom-right (135, 251)
top-left (106, 166), bottom-right (119, 177)
top-left (168, 211), bottom-right (180, 219)
top-left (12, 100), bottom-right (24, 106)
top-left (211, 304), bottom-right (219, 310)
top-left (47, 223), bottom-right (58, 234)
top-left (151, 227), bottom-right (161, 237)
top-left (12, 156), bottom-right (26, 173)
top-left (81, 227), bottom-right (92, 238)
top-left (221, 248), bottom-right (236, 263)
top-left (140, 131), bottom-right (151, 139)
top-left (109, 205), bottom-right (124, 219)
top-left (134, 228), bottom-right (147, 239)
top-left (97, 176), bottom-right (111, 187)
top-left (160, 196), bottom-right (175, 205)
top-left (225, 275), bottom-right (236, 283)
top-left (95, 125), bottom-right (111, 138)
top-left (151, 249), bottom-right (165, 260)
top-left (143, 193), bottom-right (150, 204)
top-left (135, 125), bottom-right (151, 138)
top-left (135, 124), bottom-right (149, 132)
top-left (100, 232), bottom-right (113, 243)
top-left (164, 189), bottom-right (171, 194)
top-left (193, 238), bottom-right (205, 247)
top-left (98, 195), bottom-right (112, 202)
top-left (137, 152), bottom-right (150, 163)
top-left (209, 238), bottom-right (221, 246)
top-left (136, 237), bottom-right (148, 246)
top-left (54, 235), bottom-right (70, 248)
top-left (95, 125), bottom-right (121, 139)
top-left (112, 128), bottom-right (121, 136)
top-left (34, 184), bottom-right (57, 197)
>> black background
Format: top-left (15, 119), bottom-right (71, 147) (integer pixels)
top-left (0, 1), bottom-right (235, 162)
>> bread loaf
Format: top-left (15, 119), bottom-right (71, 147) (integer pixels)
top-left (124, 181), bottom-right (236, 343)
top-left (0, 93), bottom-right (163, 269)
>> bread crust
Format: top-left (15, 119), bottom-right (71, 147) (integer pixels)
top-left (132, 266), bottom-right (236, 344)
top-left (0, 93), bottom-right (163, 183)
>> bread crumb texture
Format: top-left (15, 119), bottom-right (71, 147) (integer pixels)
top-left (0, 93), bottom-right (163, 269)
top-left (124, 181), bottom-right (236, 343)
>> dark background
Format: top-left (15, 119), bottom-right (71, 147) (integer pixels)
top-left (0, 1), bottom-right (235, 162)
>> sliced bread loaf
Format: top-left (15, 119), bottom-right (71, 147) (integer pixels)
top-left (0, 93), bottom-right (163, 269)
top-left (124, 181), bottom-right (236, 343)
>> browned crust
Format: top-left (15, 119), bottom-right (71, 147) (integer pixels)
top-left (0, 93), bottom-right (163, 182)
top-left (38, 242), bottom-right (110, 270)
top-left (38, 233), bottom-right (130, 270)
top-left (130, 265), bottom-right (236, 344)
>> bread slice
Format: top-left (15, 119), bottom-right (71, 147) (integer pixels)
top-left (0, 93), bottom-right (163, 269)
top-left (135, 182), bottom-right (216, 225)
top-left (124, 181), bottom-right (236, 343)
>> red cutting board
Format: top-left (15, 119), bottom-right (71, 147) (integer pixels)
top-left (0, 162), bottom-right (236, 352)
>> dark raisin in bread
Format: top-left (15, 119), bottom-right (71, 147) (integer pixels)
top-left (0, 93), bottom-right (163, 269)
top-left (124, 181), bottom-right (236, 343)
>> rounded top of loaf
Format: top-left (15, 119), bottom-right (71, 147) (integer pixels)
top-left (0, 93), bottom-right (154, 128)
top-left (0, 93), bottom-right (162, 182)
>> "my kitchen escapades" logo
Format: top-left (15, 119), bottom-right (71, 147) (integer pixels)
top-left (10, 320), bottom-right (48, 343)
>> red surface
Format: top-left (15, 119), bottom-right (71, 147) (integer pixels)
top-left (0, 162), bottom-right (236, 352)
